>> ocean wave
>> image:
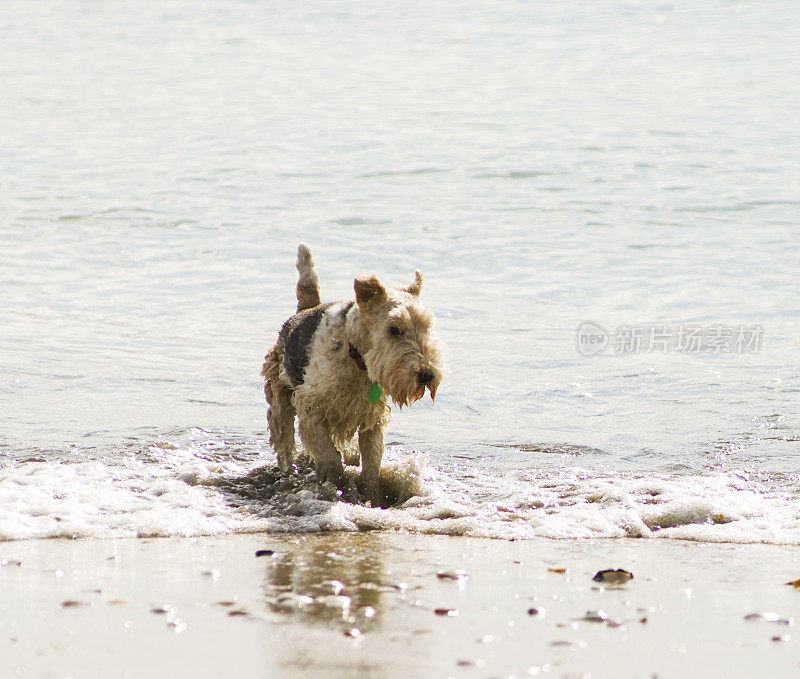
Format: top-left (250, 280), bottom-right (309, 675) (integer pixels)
top-left (2, 431), bottom-right (800, 545)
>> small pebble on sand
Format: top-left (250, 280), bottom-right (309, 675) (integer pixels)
top-left (550, 640), bottom-right (576, 648)
top-left (434, 608), bottom-right (459, 617)
top-left (744, 613), bottom-right (793, 625)
top-left (167, 618), bottom-right (188, 632)
top-left (592, 569), bottom-right (633, 584)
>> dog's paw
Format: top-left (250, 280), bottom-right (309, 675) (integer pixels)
top-left (315, 461), bottom-right (346, 490)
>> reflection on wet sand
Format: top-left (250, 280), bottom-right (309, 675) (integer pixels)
top-left (261, 534), bottom-right (413, 634)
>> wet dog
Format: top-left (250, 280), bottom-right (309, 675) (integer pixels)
top-left (262, 244), bottom-right (443, 507)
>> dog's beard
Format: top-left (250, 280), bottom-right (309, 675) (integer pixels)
top-left (365, 340), bottom-right (442, 409)
top-left (427, 379), bottom-right (439, 403)
top-left (389, 384), bottom-right (425, 409)
top-left (377, 367), bottom-right (440, 409)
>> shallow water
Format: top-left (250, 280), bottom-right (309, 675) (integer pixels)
top-left (2, 0), bottom-right (799, 543)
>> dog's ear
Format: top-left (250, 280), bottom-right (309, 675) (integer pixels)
top-left (354, 275), bottom-right (387, 311)
top-left (403, 270), bottom-right (423, 296)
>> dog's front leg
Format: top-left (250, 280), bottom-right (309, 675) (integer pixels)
top-left (358, 425), bottom-right (384, 507)
top-left (298, 415), bottom-right (345, 489)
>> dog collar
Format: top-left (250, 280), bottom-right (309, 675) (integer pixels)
top-left (348, 343), bottom-right (367, 371)
top-left (348, 343), bottom-right (383, 404)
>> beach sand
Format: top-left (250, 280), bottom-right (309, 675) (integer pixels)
top-left (2, 533), bottom-right (799, 679)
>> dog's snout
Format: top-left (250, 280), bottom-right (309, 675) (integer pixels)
top-left (417, 369), bottom-right (435, 385)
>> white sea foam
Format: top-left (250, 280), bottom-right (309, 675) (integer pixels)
top-left (2, 431), bottom-right (800, 545)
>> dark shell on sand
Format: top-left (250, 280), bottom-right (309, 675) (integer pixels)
top-left (592, 569), bottom-right (633, 584)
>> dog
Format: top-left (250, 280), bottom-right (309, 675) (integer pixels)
top-left (262, 244), bottom-right (443, 507)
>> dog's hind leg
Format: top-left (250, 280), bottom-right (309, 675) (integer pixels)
top-left (267, 382), bottom-right (296, 472)
top-left (263, 348), bottom-right (296, 471)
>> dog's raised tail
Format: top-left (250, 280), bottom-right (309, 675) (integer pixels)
top-left (295, 243), bottom-right (321, 312)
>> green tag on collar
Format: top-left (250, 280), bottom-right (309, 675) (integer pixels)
top-left (367, 382), bottom-right (383, 404)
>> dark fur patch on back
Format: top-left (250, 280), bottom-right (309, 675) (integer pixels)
top-left (278, 303), bottom-right (333, 387)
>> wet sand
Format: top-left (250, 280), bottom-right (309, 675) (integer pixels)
top-left (2, 533), bottom-right (800, 678)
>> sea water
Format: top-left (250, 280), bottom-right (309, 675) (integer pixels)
top-left (2, 0), bottom-right (799, 543)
